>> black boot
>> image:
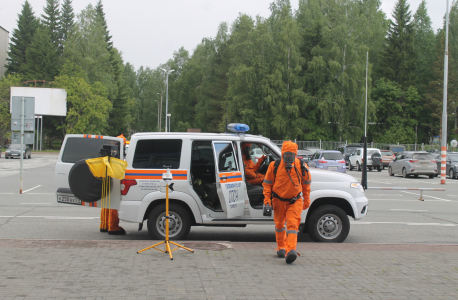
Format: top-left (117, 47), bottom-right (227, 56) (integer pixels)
top-left (276, 249), bottom-right (286, 258)
top-left (100, 228), bottom-right (108, 233)
top-left (108, 228), bottom-right (126, 235)
top-left (285, 250), bottom-right (297, 264)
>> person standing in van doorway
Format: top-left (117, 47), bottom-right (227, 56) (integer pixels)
top-left (99, 134), bottom-right (127, 235)
top-left (262, 141), bottom-right (311, 264)
top-left (242, 143), bottom-right (267, 185)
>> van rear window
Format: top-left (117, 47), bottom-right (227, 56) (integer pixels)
top-left (133, 139), bottom-right (182, 169)
top-left (62, 138), bottom-right (120, 163)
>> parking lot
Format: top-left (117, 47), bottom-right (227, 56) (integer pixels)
top-left (1, 153), bottom-right (458, 299)
top-left (1, 153), bottom-right (458, 243)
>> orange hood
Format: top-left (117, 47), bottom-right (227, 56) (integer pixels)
top-left (281, 141), bottom-right (298, 156)
top-left (241, 143), bottom-right (251, 151)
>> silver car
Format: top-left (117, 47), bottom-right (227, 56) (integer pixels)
top-left (388, 152), bottom-right (437, 178)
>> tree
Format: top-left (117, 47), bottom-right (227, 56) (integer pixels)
top-left (25, 26), bottom-right (59, 81)
top-left (5, 0), bottom-right (39, 75)
top-left (61, 0), bottom-right (75, 45)
top-left (95, 0), bottom-right (113, 51)
top-left (412, 0), bottom-right (435, 90)
top-left (41, 0), bottom-right (61, 50)
top-left (54, 62), bottom-right (112, 134)
top-left (381, 0), bottom-right (416, 88)
top-left (0, 75), bottom-right (22, 145)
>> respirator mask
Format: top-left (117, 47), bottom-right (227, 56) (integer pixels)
top-left (283, 152), bottom-right (296, 171)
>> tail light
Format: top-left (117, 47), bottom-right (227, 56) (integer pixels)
top-left (393, 155), bottom-right (396, 159)
top-left (318, 160), bottom-right (327, 163)
top-left (409, 160), bottom-right (419, 163)
top-left (338, 160), bottom-right (345, 163)
top-left (121, 179), bottom-right (137, 195)
top-left (297, 156), bottom-right (303, 160)
top-left (431, 160), bottom-right (437, 163)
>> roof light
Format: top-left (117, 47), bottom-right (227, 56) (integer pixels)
top-left (227, 123), bottom-right (250, 133)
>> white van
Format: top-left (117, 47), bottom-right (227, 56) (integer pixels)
top-left (55, 129), bottom-right (368, 242)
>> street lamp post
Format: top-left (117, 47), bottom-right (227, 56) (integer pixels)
top-left (441, 0), bottom-right (450, 185)
top-left (155, 100), bottom-right (160, 131)
top-left (160, 69), bottom-right (175, 132)
top-left (157, 93), bottom-right (162, 132)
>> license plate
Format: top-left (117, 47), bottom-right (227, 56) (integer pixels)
top-left (57, 195), bottom-right (81, 205)
top-left (422, 163), bottom-right (429, 166)
top-left (328, 166), bottom-right (338, 170)
top-left (11, 154), bottom-right (19, 156)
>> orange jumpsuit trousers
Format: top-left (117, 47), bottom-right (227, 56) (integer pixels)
top-left (100, 208), bottom-right (123, 232)
top-left (273, 198), bottom-right (303, 253)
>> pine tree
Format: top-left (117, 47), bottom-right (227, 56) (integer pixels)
top-left (95, 0), bottom-right (113, 51)
top-left (381, 0), bottom-right (416, 88)
top-left (5, 0), bottom-right (39, 75)
top-left (41, 0), bottom-right (61, 49)
top-left (61, 0), bottom-right (75, 44)
top-left (25, 26), bottom-right (59, 81)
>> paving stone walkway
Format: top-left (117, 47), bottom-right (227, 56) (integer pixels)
top-left (0, 239), bottom-right (457, 299)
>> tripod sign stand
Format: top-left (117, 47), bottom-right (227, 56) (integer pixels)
top-left (137, 169), bottom-right (194, 260)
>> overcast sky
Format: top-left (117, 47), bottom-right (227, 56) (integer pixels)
top-left (0, 0), bottom-right (449, 71)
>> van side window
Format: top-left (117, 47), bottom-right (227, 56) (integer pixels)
top-left (62, 138), bottom-right (120, 163)
top-left (133, 139), bottom-right (182, 169)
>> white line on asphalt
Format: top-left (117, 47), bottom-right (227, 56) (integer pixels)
top-left (15, 216), bottom-right (99, 220)
top-left (351, 221), bottom-right (455, 226)
top-left (25, 193), bottom-right (54, 195)
top-left (0, 193), bottom-right (14, 195)
top-left (0, 216), bottom-right (15, 218)
top-left (366, 194), bottom-right (404, 196)
top-left (390, 209), bottom-right (427, 212)
top-left (22, 185), bottom-right (42, 193)
top-left (20, 203), bottom-right (51, 205)
top-left (401, 191), bottom-right (452, 202)
top-left (369, 199), bottom-right (443, 202)
top-left (368, 180), bottom-right (392, 185)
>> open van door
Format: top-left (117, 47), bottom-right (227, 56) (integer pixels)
top-left (55, 134), bottom-right (124, 207)
top-left (212, 141), bottom-right (245, 218)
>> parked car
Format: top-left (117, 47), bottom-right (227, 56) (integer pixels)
top-left (380, 150), bottom-right (395, 169)
top-left (336, 144), bottom-right (361, 166)
top-left (307, 150), bottom-right (346, 173)
top-left (388, 152), bottom-right (437, 178)
top-left (4, 144), bottom-right (31, 159)
top-left (433, 153), bottom-right (458, 178)
top-left (389, 145), bottom-right (406, 155)
top-left (348, 148), bottom-right (382, 171)
top-left (55, 128), bottom-right (368, 243)
top-left (297, 149), bottom-right (318, 160)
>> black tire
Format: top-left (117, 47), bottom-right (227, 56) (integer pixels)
top-left (368, 167), bottom-right (372, 171)
top-left (388, 167), bottom-right (394, 176)
top-left (402, 168), bottom-right (408, 178)
top-left (450, 169), bottom-right (455, 179)
top-left (147, 203), bottom-right (191, 240)
top-left (28, 153), bottom-right (31, 159)
top-left (306, 205), bottom-right (350, 243)
top-left (377, 167), bottom-right (382, 172)
top-left (357, 161), bottom-right (361, 171)
top-left (349, 162), bottom-right (353, 171)
top-left (414, 175), bottom-right (418, 178)
top-left (429, 174), bottom-right (434, 179)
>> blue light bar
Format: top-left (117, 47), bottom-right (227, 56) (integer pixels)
top-left (227, 123), bottom-right (250, 133)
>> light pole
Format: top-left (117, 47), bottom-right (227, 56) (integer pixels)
top-left (160, 69), bottom-right (175, 132)
top-left (441, 0), bottom-right (450, 185)
top-left (155, 100), bottom-right (160, 131)
top-left (157, 93), bottom-right (163, 132)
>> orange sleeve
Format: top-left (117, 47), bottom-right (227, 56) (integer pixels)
top-left (301, 164), bottom-right (312, 210)
top-left (262, 161), bottom-right (276, 205)
top-left (252, 155), bottom-right (267, 173)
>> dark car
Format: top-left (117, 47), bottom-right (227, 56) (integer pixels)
top-left (434, 153), bottom-right (458, 178)
top-left (336, 144), bottom-right (361, 166)
top-left (4, 144), bottom-right (32, 159)
top-left (297, 149), bottom-right (320, 160)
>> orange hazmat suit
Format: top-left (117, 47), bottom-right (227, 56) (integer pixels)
top-left (242, 143), bottom-right (267, 185)
top-left (262, 141), bottom-right (311, 255)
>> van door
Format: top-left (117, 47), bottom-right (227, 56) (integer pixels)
top-left (55, 134), bottom-right (124, 207)
top-left (212, 141), bottom-right (245, 218)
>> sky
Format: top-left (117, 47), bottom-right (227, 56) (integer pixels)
top-left (0, 0), bottom-right (450, 71)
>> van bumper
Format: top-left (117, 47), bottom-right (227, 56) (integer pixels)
top-left (354, 196), bottom-right (369, 220)
top-left (118, 201), bottom-right (142, 223)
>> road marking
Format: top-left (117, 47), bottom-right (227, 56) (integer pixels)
top-left (0, 193), bottom-right (14, 195)
top-left (368, 180), bottom-right (392, 185)
top-left (0, 216), bottom-right (100, 220)
top-left (401, 191), bottom-right (452, 202)
top-left (351, 221), bottom-right (455, 226)
top-left (0, 216), bottom-right (15, 218)
top-left (366, 194), bottom-right (404, 197)
top-left (369, 199), bottom-right (444, 202)
top-left (20, 203), bottom-right (51, 205)
top-left (22, 185), bottom-right (42, 193)
top-left (390, 209), bottom-right (427, 212)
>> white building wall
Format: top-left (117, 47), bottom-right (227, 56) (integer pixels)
top-left (0, 26), bottom-right (9, 77)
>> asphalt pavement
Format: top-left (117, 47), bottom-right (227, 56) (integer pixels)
top-left (1, 153), bottom-right (458, 299)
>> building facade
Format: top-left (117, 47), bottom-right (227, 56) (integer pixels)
top-left (0, 26), bottom-right (9, 77)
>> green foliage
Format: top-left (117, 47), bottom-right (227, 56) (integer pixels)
top-left (41, 0), bottom-right (61, 50)
top-left (25, 25), bottom-right (60, 81)
top-left (5, 1), bottom-right (39, 75)
top-left (54, 63), bottom-right (112, 134)
top-left (61, 0), bottom-right (75, 44)
top-left (0, 75), bottom-right (23, 145)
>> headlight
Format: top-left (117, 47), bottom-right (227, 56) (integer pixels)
top-left (350, 182), bottom-right (364, 193)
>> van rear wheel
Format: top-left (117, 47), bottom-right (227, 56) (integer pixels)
top-left (147, 203), bottom-right (191, 240)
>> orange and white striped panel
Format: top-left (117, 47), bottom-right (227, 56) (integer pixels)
top-left (219, 171), bottom-right (242, 183)
top-left (83, 134), bottom-right (104, 139)
top-left (124, 169), bottom-right (187, 180)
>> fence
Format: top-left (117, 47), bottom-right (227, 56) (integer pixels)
top-left (271, 140), bottom-right (448, 152)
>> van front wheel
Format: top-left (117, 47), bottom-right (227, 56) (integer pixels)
top-left (147, 203), bottom-right (191, 240)
top-left (306, 205), bottom-right (350, 243)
